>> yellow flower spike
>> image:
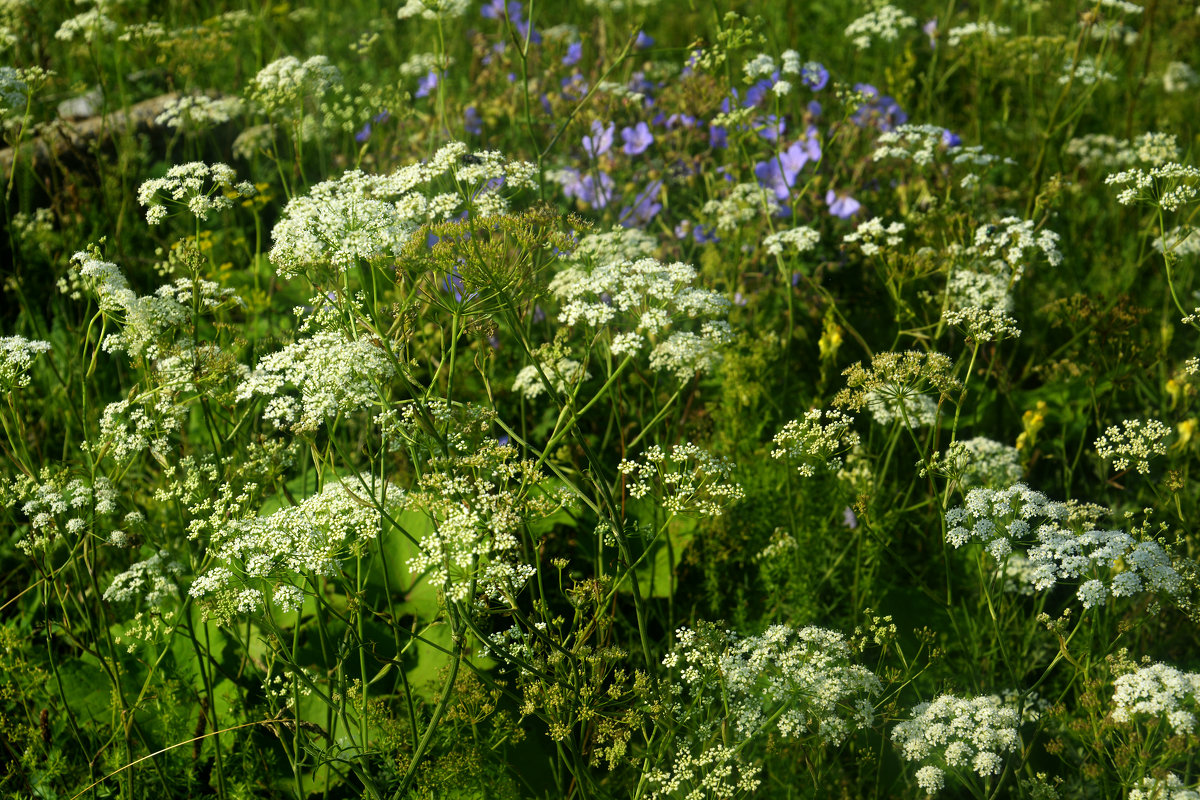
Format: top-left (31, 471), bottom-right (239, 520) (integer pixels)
top-left (1174, 419), bottom-right (1196, 450)
top-left (1018, 401), bottom-right (1047, 452)
top-left (818, 313), bottom-right (843, 363)
top-left (1167, 379), bottom-right (1182, 410)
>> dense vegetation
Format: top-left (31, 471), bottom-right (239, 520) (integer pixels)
top-left (2, 0), bottom-right (1200, 798)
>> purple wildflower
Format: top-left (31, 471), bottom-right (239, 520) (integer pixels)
top-left (620, 179), bottom-right (662, 228)
top-left (754, 130), bottom-right (820, 201)
top-left (941, 129), bottom-right (961, 147)
top-left (464, 106), bottom-right (482, 135)
top-left (757, 114), bottom-right (786, 141)
top-left (441, 265), bottom-right (478, 303)
top-left (480, 0), bottom-right (519, 19)
top-left (801, 62), bottom-right (829, 91)
top-left (415, 72), bottom-right (438, 99)
top-left (744, 76), bottom-right (775, 108)
top-left (923, 18), bottom-right (938, 48)
top-left (561, 169), bottom-right (615, 208)
top-left (355, 123), bottom-right (372, 143)
top-left (582, 120), bottom-right (614, 159)
top-left (709, 124), bottom-right (728, 149)
top-left (634, 31), bottom-right (654, 49)
top-left (825, 190), bottom-right (861, 219)
top-left (561, 73), bottom-right (588, 101)
top-left (850, 84), bottom-right (907, 132)
top-left (563, 41), bottom-right (582, 66)
top-left (621, 121), bottom-right (654, 155)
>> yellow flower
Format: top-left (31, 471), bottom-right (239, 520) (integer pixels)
top-left (1174, 419), bottom-right (1196, 450)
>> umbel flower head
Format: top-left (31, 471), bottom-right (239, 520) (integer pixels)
top-left (771, 409), bottom-right (860, 477)
top-left (1094, 418), bottom-right (1171, 474)
top-left (662, 623), bottom-right (881, 745)
top-left (137, 162), bottom-right (255, 225)
top-left (1106, 162), bottom-right (1200, 212)
top-left (269, 142), bottom-right (537, 279)
top-left (619, 443), bottom-right (743, 516)
top-left (834, 350), bottom-right (961, 421)
top-left (0, 335), bottom-right (51, 391)
top-left (1111, 662), bottom-right (1200, 735)
top-left (944, 482), bottom-right (1184, 608)
top-left (892, 694), bottom-right (1021, 795)
top-left (549, 249), bottom-right (732, 381)
top-left (190, 477), bottom-right (402, 618)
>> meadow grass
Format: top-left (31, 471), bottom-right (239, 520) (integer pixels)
top-left (1, 0), bottom-right (1200, 798)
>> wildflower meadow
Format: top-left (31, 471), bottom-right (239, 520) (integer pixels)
top-left (3, 0), bottom-right (1200, 797)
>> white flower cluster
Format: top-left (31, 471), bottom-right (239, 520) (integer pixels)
top-left (1129, 773), bottom-right (1200, 800)
top-left (643, 743), bottom-right (761, 800)
top-left (946, 21), bottom-right (1011, 46)
top-left (972, 218), bottom-right (1062, 281)
top-left (1107, 163), bottom-right (1200, 212)
top-left (580, 0), bottom-right (659, 9)
top-left (137, 162), bottom-right (255, 225)
top-left (1097, 0), bottom-right (1143, 14)
top-left (407, 436), bottom-right (559, 602)
top-left (742, 53), bottom-right (776, 81)
top-left (191, 478), bottom-right (401, 614)
top-left (396, 0), bottom-right (469, 20)
top-left (7, 469), bottom-right (118, 553)
top-left (70, 252), bottom-right (242, 357)
top-left (945, 483), bottom-right (1184, 607)
top-left (763, 226), bottom-right (820, 256)
top-left (1061, 55), bottom-right (1117, 86)
top-left (549, 255), bottom-right (732, 381)
top-left (1154, 226), bottom-right (1200, 258)
top-left (619, 443), bottom-right (743, 517)
top-left (942, 306), bottom-right (1021, 341)
top-left (103, 550), bottom-right (182, 608)
top-left (398, 52), bottom-right (446, 78)
top-left (1094, 418), bottom-right (1171, 474)
top-left (950, 437), bottom-right (1023, 489)
top-left (1067, 131), bottom-right (1179, 170)
top-left (570, 228), bottom-right (659, 264)
top-left (1163, 61), bottom-right (1198, 93)
top-left (892, 694), bottom-right (1021, 794)
top-left (249, 55), bottom-right (342, 114)
top-left (663, 624), bottom-right (881, 744)
top-left (866, 390), bottom-right (938, 428)
top-left (270, 142), bottom-right (537, 277)
top-left (55, 7), bottom-right (119, 42)
top-left (771, 410), bottom-right (861, 477)
top-left (873, 125), bottom-right (955, 166)
top-left (0, 335), bottom-right (51, 391)
top-left (154, 94), bottom-right (244, 131)
top-left (844, 218), bottom-right (906, 257)
top-left (701, 182), bottom-right (780, 234)
top-left (947, 268), bottom-right (1013, 313)
top-left (237, 329), bottom-right (396, 434)
top-left (0, 66), bottom-right (28, 117)
top-left (97, 396), bottom-right (186, 462)
top-left (1112, 663), bottom-right (1200, 735)
top-left (511, 357), bottom-right (590, 400)
top-left (844, 4), bottom-right (917, 49)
